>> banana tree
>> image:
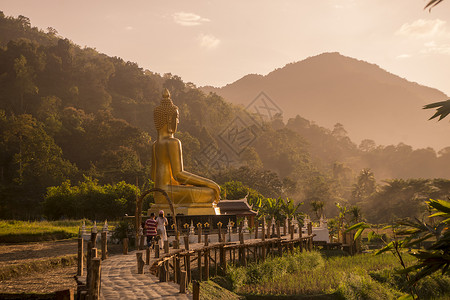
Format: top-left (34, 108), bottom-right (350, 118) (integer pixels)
top-left (281, 197), bottom-right (304, 222)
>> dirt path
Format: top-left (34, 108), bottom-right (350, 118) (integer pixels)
top-left (0, 239), bottom-right (79, 294)
top-left (0, 239), bottom-right (78, 268)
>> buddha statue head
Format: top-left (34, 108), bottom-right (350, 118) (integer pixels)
top-left (154, 89), bottom-right (179, 134)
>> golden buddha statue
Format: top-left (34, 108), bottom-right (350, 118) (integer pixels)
top-left (150, 89), bottom-right (221, 215)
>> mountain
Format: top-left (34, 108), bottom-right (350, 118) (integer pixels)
top-left (202, 52), bottom-right (449, 150)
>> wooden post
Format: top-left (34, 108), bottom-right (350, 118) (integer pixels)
top-left (90, 232), bottom-right (97, 248)
top-left (184, 236), bottom-right (190, 250)
top-left (278, 240), bottom-right (282, 257)
top-left (55, 288), bottom-right (74, 300)
top-left (218, 224), bottom-right (222, 243)
top-left (299, 224), bottom-right (303, 239)
top-left (261, 242), bottom-right (266, 260)
top-left (122, 238), bottom-right (128, 255)
top-left (164, 260), bottom-right (169, 282)
top-left (77, 238), bottom-right (83, 276)
top-left (288, 219), bottom-right (292, 235)
top-left (262, 219), bottom-right (266, 241)
top-left (175, 256), bottom-right (181, 284)
top-left (220, 245), bottom-right (226, 272)
top-left (145, 247), bottom-right (150, 265)
top-left (193, 280), bottom-right (200, 300)
top-left (214, 248), bottom-right (218, 276)
top-left (232, 248), bottom-right (236, 264)
top-left (101, 232), bottom-right (107, 260)
top-left (91, 248), bottom-right (98, 259)
top-left (276, 221), bottom-right (281, 238)
top-left (164, 240), bottom-right (169, 254)
top-left (136, 252), bottom-right (145, 274)
top-left (197, 251), bottom-right (202, 282)
top-left (88, 258), bottom-right (101, 300)
top-left (159, 263), bottom-right (166, 282)
top-left (254, 221), bottom-right (259, 239)
top-left (290, 225), bottom-right (295, 240)
top-left (204, 234), bottom-right (209, 246)
top-left (197, 225), bottom-right (202, 244)
top-left (307, 222), bottom-right (312, 236)
top-left (86, 241), bottom-right (92, 289)
top-left (204, 249), bottom-right (210, 280)
top-left (180, 270), bottom-right (187, 294)
top-left (283, 219), bottom-right (287, 236)
top-left (155, 243), bottom-right (160, 258)
top-left (185, 254), bottom-right (191, 284)
top-left (139, 235), bottom-right (145, 250)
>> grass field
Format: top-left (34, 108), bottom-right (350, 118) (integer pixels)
top-left (0, 220), bottom-right (89, 243)
top-left (222, 249), bottom-right (450, 300)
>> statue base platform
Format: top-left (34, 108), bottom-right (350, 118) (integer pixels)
top-left (148, 202), bottom-right (220, 216)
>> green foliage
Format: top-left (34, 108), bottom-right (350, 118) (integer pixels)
top-left (227, 250), bottom-right (324, 291)
top-left (227, 250), bottom-right (448, 298)
top-left (335, 273), bottom-right (398, 300)
top-left (220, 180), bottom-right (263, 208)
top-left (363, 179), bottom-right (450, 223)
top-left (43, 176), bottom-right (139, 220)
top-left (395, 199), bottom-right (450, 284)
top-left (111, 220), bottom-right (134, 243)
top-left (0, 219), bottom-right (82, 242)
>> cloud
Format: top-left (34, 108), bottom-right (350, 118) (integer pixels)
top-left (396, 19), bottom-right (448, 38)
top-left (396, 54), bottom-right (412, 59)
top-left (173, 12), bottom-right (210, 26)
top-left (421, 40), bottom-right (450, 55)
top-left (198, 34), bottom-right (220, 50)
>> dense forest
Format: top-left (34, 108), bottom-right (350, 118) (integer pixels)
top-left (0, 12), bottom-right (449, 224)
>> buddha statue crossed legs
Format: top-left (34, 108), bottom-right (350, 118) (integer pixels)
top-left (151, 89), bottom-right (221, 215)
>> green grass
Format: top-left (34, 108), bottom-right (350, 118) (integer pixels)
top-left (225, 249), bottom-right (450, 299)
top-left (0, 220), bottom-right (89, 243)
top-left (189, 277), bottom-right (244, 300)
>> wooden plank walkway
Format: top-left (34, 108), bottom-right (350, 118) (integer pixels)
top-left (100, 251), bottom-right (192, 300)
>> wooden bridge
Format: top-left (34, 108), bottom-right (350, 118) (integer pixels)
top-left (75, 222), bottom-right (315, 299)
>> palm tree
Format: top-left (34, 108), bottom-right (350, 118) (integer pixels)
top-left (424, 100), bottom-right (450, 121)
top-left (352, 168), bottom-right (376, 203)
top-left (425, 0), bottom-right (445, 10)
top-left (310, 200), bottom-right (324, 220)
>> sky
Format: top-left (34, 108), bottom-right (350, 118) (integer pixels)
top-left (1, 0), bottom-right (450, 95)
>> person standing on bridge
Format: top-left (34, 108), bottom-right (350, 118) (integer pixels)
top-left (145, 212), bottom-right (157, 248)
top-left (156, 210), bottom-right (168, 249)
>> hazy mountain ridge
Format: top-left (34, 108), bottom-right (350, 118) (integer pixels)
top-left (202, 52), bottom-right (448, 150)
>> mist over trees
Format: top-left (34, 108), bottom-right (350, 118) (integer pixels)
top-left (0, 13), bottom-right (448, 223)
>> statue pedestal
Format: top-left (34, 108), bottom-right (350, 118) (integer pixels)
top-left (148, 202), bottom-right (220, 216)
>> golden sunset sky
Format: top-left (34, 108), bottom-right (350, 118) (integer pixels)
top-left (1, 0), bottom-right (450, 95)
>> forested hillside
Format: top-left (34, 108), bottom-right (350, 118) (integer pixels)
top-left (202, 52), bottom-right (449, 150)
top-left (1, 12), bottom-right (448, 223)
